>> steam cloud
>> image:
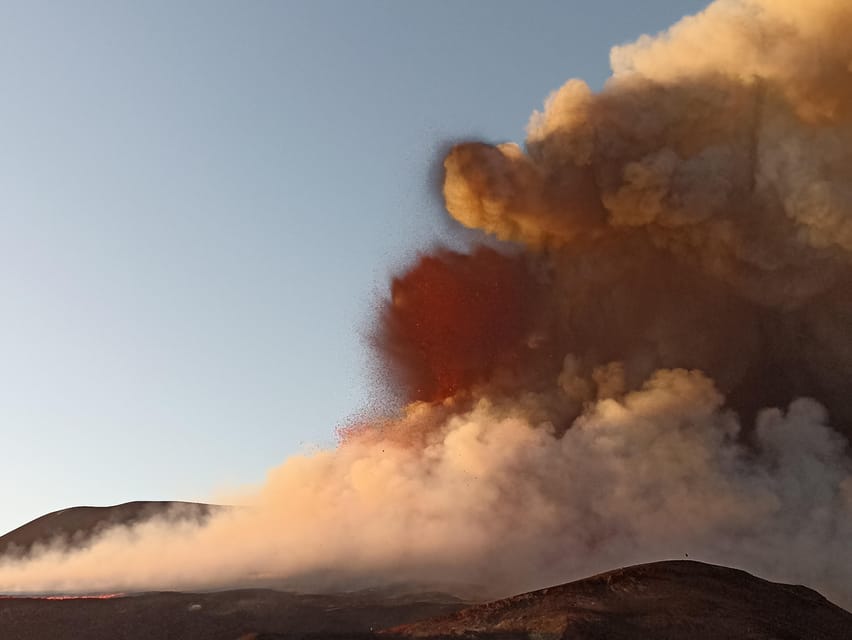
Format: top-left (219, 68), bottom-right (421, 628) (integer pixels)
top-left (3, 0), bottom-right (852, 607)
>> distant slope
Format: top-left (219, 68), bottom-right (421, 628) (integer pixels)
top-left (0, 501), bottom-right (220, 559)
top-left (390, 560), bottom-right (852, 640)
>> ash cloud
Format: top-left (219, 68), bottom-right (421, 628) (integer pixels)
top-left (443, 0), bottom-right (852, 428)
top-left (2, 0), bottom-right (851, 608)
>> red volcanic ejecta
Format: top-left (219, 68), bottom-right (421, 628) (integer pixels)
top-left (0, 594), bottom-right (125, 600)
top-left (376, 246), bottom-right (538, 403)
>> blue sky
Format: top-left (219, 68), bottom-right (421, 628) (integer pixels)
top-left (0, 0), bottom-right (707, 535)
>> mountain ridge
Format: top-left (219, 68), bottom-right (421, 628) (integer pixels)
top-left (0, 501), bottom-right (219, 559)
top-left (389, 559), bottom-right (852, 639)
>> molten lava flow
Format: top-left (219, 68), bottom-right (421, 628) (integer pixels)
top-left (375, 246), bottom-right (538, 403)
top-left (0, 593), bottom-right (125, 600)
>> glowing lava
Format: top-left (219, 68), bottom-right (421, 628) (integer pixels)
top-left (0, 593), bottom-right (125, 600)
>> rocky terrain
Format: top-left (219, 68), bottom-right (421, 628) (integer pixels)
top-left (391, 560), bottom-right (852, 640)
top-left (0, 588), bottom-right (465, 640)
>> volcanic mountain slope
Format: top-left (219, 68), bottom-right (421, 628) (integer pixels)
top-left (389, 560), bottom-right (852, 640)
top-left (0, 501), bottom-right (219, 559)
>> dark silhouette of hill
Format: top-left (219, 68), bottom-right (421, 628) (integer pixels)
top-left (390, 560), bottom-right (852, 639)
top-left (0, 501), bottom-right (219, 559)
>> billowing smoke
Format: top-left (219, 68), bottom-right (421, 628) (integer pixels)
top-left (3, 0), bottom-right (852, 607)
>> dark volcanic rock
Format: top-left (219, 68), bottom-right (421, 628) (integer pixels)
top-left (0, 588), bottom-right (466, 640)
top-left (0, 501), bottom-right (219, 559)
top-left (390, 560), bottom-right (852, 640)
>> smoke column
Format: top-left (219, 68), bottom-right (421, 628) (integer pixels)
top-left (2, 0), bottom-right (852, 607)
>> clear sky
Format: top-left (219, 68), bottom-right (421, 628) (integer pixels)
top-left (0, 0), bottom-right (707, 536)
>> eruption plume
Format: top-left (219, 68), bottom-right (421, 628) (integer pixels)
top-left (2, 0), bottom-right (851, 608)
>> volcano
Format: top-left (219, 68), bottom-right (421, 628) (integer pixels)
top-left (4, 0), bottom-right (852, 629)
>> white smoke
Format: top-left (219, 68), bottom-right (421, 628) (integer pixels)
top-left (2, 369), bottom-right (850, 605)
